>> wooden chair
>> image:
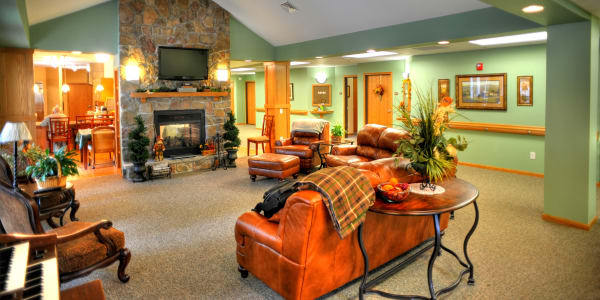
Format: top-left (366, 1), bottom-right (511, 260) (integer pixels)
top-left (92, 117), bottom-right (113, 128)
top-left (75, 115), bottom-right (94, 130)
top-left (0, 157), bottom-right (131, 283)
top-left (87, 127), bottom-right (116, 169)
top-left (48, 117), bottom-right (71, 153)
top-left (247, 115), bottom-right (274, 156)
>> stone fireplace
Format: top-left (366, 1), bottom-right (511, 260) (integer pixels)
top-left (154, 109), bottom-right (205, 157)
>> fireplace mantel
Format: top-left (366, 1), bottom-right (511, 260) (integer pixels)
top-left (130, 91), bottom-right (229, 103)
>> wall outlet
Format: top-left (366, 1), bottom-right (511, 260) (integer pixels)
top-left (529, 152), bottom-right (536, 160)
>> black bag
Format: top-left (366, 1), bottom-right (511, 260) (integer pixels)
top-left (253, 179), bottom-right (298, 218)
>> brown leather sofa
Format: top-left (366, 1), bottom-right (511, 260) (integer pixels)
top-left (326, 124), bottom-right (408, 168)
top-left (274, 122), bottom-right (330, 171)
top-left (235, 159), bottom-right (450, 300)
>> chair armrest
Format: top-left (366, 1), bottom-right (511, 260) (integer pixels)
top-left (309, 140), bottom-right (325, 152)
top-left (275, 138), bottom-right (292, 146)
top-left (331, 144), bottom-right (357, 156)
top-left (56, 220), bottom-right (112, 244)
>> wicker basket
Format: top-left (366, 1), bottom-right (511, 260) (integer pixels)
top-left (35, 157), bottom-right (66, 189)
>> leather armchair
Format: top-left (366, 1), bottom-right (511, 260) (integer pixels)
top-left (274, 122), bottom-right (330, 171)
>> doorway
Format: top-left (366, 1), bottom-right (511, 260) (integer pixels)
top-left (245, 81), bottom-right (256, 125)
top-left (344, 76), bottom-right (358, 135)
top-left (364, 72), bottom-right (393, 127)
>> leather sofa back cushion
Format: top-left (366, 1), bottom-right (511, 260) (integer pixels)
top-left (378, 128), bottom-right (408, 153)
top-left (293, 136), bottom-right (318, 145)
top-left (357, 124), bottom-right (387, 147)
top-left (376, 149), bottom-right (394, 159)
top-left (356, 145), bottom-right (379, 159)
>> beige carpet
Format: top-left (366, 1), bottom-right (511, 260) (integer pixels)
top-left (61, 158), bottom-right (600, 299)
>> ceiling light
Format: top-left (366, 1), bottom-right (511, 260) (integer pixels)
top-left (315, 56), bottom-right (323, 59)
top-left (95, 84), bottom-right (104, 92)
top-left (71, 51), bottom-right (82, 55)
top-left (244, 60), bottom-right (252, 62)
top-left (343, 51), bottom-right (397, 58)
top-left (280, 1), bottom-right (298, 14)
top-left (61, 84), bottom-right (70, 93)
top-left (366, 49), bottom-right (376, 53)
top-left (437, 41), bottom-right (450, 45)
top-left (231, 67), bottom-right (255, 72)
top-left (290, 61), bottom-right (309, 66)
top-left (522, 5), bottom-right (544, 13)
top-left (469, 32), bottom-right (547, 46)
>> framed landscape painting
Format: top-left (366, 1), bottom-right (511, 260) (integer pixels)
top-left (438, 79), bottom-right (450, 101)
top-left (455, 73), bottom-right (507, 110)
top-left (517, 76), bottom-right (533, 106)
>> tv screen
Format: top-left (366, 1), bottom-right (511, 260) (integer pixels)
top-left (158, 47), bottom-right (208, 80)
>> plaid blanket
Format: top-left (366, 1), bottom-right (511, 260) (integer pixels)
top-left (295, 166), bottom-right (375, 239)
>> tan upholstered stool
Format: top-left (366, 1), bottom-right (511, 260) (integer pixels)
top-left (248, 153), bottom-right (300, 181)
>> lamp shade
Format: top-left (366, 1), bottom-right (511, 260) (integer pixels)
top-left (0, 122), bottom-right (33, 143)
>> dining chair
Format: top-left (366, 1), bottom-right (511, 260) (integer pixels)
top-left (93, 117), bottom-right (113, 128)
top-left (75, 115), bottom-right (94, 130)
top-left (247, 115), bottom-right (274, 156)
top-left (88, 126), bottom-right (116, 169)
top-left (48, 117), bottom-right (71, 153)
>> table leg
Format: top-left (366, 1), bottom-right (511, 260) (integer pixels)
top-left (70, 199), bottom-right (80, 222)
top-left (357, 223), bottom-right (369, 300)
top-left (82, 144), bottom-right (88, 170)
top-left (464, 200), bottom-right (479, 285)
top-left (427, 214), bottom-right (441, 299)
top-left (46, 213), bottom-right (60, 229)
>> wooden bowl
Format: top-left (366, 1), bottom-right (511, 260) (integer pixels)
top-left (376, 182), bottom-right (411, 203)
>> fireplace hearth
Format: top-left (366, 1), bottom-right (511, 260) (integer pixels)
top-left (154, 109), bottom-right (205, 158)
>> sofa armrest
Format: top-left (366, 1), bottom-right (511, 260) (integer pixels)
top-left (275, 138), bottom-right (292, 146)
top-left (56, 220), bottom-right (113, 244)
top-left (235, 211), bottom-right (282, 252)
top-left (331, 144), bottom-right (357, 156)
top-left (309, 140), bottom-right (325, 152)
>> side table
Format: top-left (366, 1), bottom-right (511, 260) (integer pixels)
top-left (21, 182), bottom-right (79, 228)
top-left (357, 178), bottom-right (479, 300)
top-left (316, 139), bottom-right (354, 169)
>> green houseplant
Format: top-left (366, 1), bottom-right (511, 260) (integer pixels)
top-left (25, 147), bottom-right (79, 189)
top-left (223, 112), bottom-right (241, 167)
top-left (128, 115), bottom-right (150, 182)
top-left (331, 124), bottom-right (345, 143)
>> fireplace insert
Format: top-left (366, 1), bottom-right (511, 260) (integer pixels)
top-left (154, 109), bottom-right (205, 157)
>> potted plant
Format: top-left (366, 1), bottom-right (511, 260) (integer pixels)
top-left (223, 112), bottom-right (241, 167)
top-left (128, 115), bottom-right (150, 182)
top-left (25, 147), bottom-right (79, 189)
top-left (331, 124), bottom-right (345, 144)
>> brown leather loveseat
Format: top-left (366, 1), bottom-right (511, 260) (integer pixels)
top-left (326, 124), bottom-right (407, 168)
top-left (235, 159), bottom-right (450, 300)
top-left (274, 122), bottom-right (330, 171)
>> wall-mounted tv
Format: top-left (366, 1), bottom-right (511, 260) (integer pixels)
top-left (158, 46), bottom-right (209, 80)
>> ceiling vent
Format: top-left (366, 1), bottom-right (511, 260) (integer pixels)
top-left (412, 45), bottom-right (446, 51)
top-left (281, 1), bottom-right (299, 14)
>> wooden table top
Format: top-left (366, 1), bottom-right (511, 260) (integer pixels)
top-left (369, 178), bottom-right (478, 216)
top-left (21, 181), bottom-right (73, 196)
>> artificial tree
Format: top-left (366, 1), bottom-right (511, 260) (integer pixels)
top-left (127, 115), bottom-right (150, 182)
top-left (223, 112), bottom-right (241, 167)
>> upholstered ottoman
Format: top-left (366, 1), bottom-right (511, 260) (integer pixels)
top-left (248, 153), bottom-right (300, 181)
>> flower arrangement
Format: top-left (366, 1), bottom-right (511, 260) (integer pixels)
top-left (374, 84), bottom-right (384, 97)
top-left (395, 88), bottom-right (468, 185)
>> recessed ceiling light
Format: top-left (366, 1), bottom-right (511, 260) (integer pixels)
top-left (71, 51), bottom-right (82, 55)
top-left (522, 5), bottom-right (544, 13)
top-left (315, 56), bottom-right (323, 59)
top-left (343, 51), bottom-right (397, 58)
top-left (290, 61), bottom-right (309, 66)
top-left (469, 31), bottom-right (547, 46)
top-left (437, 41), bottom-right (450, 45)
top-left (366, 49), bottom-right (376, 53)
top-left (244, 59), bottom-right (252, 62)
top-left (231, 67), bottom-right (255, 72)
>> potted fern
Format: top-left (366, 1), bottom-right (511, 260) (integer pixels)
top-left (331, 124), bottom-right (345, 143)
top-left (25, 147), bottom-right (79, 189)
top-left (223, 112), bottom-right (241, 167)
top-left (128, 115), bottom-right (150, 182)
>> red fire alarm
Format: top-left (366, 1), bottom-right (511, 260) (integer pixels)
top-left (476, 62), bottom-right (483, 71)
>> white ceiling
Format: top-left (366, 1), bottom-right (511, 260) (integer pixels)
top-left (571, 0), bottom-right (600, 17)
top-left (25, 0), bottom-right (110, 25)
top-left (214, 0), bottom-right (490, 46)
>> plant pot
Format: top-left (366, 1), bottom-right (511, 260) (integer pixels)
top-left (332, 136), bottom-right (342, 144)
top-left (226, 148), bottom-right (238, 168)
top-left (35, 176), bottom-right (67, 190)
top-left (131, 162), bottom-right (147, 182)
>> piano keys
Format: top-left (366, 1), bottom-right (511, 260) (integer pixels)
top-left (0, 243), bottom-right (29, 295)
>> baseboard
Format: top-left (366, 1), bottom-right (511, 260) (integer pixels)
top-left (541, 214), bottom-right (598, 231)
top-left (457, 161), bottom-right (544, 178)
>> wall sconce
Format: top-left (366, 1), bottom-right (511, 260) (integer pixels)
top-left (315, 72), bottom-right (327, 83)
top-left (33, 84), bottom-right (39, 94)
top-left (95, 84), bottom-right (105, 92)
top-left (61, 83), bottom-right (70, 93)
top-left (217, 69), bottom-right (229, 82)
top-left (125, 64), bottom-right (140, 81)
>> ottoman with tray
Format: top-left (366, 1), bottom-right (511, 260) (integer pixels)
top-left (248, 153), bottom-right (300, 181)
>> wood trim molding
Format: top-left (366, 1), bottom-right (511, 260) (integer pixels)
top-left (130, 91), bottom-right (229, 103)
top-left (448, 121), bottom-right (545, 136)
top-left (542, 214), bottom-right (597, 231)
top-left (458, 161), bottom-right (544, 178)
top-left (255, 107), bottom-right (265, 112)
top-left (291, 110), bottom-right (308, 115)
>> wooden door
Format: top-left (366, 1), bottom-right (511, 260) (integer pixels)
top-left (246, 81), bottom-right (256, 125)
top-left (67, 83), bottom-right (92, 118)
top-left (365, 73), bottom-right (393, 127)
top-left (344, 76), bottom-right (358, 135)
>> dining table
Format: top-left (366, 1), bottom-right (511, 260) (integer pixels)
top-left (75, 128), bottom-right (93, 169)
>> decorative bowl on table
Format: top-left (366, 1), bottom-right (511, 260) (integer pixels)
top-left (376, 182), bottom-right (411, 203)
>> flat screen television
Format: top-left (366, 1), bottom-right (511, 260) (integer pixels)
top-left (158, 47), bottom-right (209, 80)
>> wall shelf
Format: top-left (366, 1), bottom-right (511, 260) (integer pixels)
top-left (310, 110), bottom-right (333, 118)
top-left (130, 91), bottom-right (229, 103)
top-left (255, 108), bottom-right (307, 115)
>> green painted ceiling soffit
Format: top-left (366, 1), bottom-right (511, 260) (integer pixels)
top-left (481, 0), bottom-right (590, 26)
top-left (274, 7), bottom-right (540, 61)
top-left (0, 0), bottom-right (30, 48)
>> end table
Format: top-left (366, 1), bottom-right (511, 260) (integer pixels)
top-left (21, 182), bottom-right (79, 228)
top-left (316, 139), bottom-right (354, 169)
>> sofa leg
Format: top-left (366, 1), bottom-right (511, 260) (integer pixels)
top-left (250, 175), bottom-right (256, 182)
top-left (238, 265), bottom-right (248, 278)
top-left (118, 248), bottom-right (131, 283)
top-left (292, 174), bottom-right (298, 179)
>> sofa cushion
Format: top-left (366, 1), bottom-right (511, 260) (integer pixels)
top-left (376, 149), bottom-right (394, 159)
top-left (378, 128), bottom-right (408, 153)
top-left (357, 124), bottom-right (387, 147)
top-left (356, 145), bottom-right (379, 160)
top-left (326, 154), bottom-right (371, 167)
top-left (248, 153), bottom-right (300, 171)
top-left (292, 136), bottom-right (319, 146)
top-left (274, 145), bottom-right (313, 158)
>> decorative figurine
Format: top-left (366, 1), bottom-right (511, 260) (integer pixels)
top-left (154, 137), bottom-right (166, 161)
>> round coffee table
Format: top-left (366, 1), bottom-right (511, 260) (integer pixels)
top-left (357, 177), bottom-right (479, 300)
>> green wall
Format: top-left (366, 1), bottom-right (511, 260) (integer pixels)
top-left (231, 74), bottom-right (256, 124)
top-left (30, 0), bottom-right (118, 54)
top-left (0, 0), bottom-right (30, 48)
top-left (230, 18), bottom-right (275, 61)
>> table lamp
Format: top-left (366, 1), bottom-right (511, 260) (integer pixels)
top-left (0, 122), bottom-right (33, 189)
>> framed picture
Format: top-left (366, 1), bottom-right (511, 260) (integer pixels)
top-left (438, 79), bottom-right (450, 101)
top-left (455, 73), bottom-right (507, 110)
top-left (517, 76), bottom-right (533, 106)
top-left (312, 84), bottom-right (331, 106)
top-left (290, 83), bottom-right (294, 101)
top-left (402, 78), bottom-right (411, 107)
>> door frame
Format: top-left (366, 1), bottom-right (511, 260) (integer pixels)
top-left (343, 75), bottom-right (358, 136)
top-left (363, 72), bottom-right (393, 126)
top-left (245, 81), bottom-right (256, 125)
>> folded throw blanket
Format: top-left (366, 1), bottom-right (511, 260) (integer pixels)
top-left (295, 166), bottom-right (375, 238)
top-left (291, 119), bottom-right (329, 135)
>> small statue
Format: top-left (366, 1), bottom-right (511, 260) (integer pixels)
top-left (154, 137), bottom-right (166, 161)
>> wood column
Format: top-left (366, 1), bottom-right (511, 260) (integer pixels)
top-left (0, 48), bottom-right (36, 139)
top-left (263, 61), bottom-right (290, 151)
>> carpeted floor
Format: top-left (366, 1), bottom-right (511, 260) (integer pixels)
top-left (61, 158), bottom-right (600, 299)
